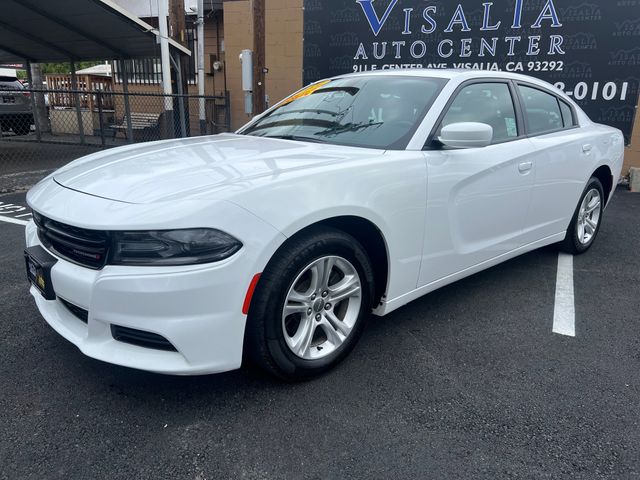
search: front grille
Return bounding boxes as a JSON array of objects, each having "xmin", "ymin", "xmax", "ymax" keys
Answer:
[
  {"xmin": 110, "ymin": 325, "xmax": 177, "ymax": 352},
  {"xmin": 33, "ymin": 211, "xmax": 109, "ymax": 269},
  {"xmin": 59, "ymin": 298, "xmax": 89, "ymax": 323}
]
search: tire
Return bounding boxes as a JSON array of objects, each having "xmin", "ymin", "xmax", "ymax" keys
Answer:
[
  {"xmin": 559, "ymin": 176, "xmax": 605, "ymax": 255},
  {"xmin": 11, "ymin": 122, "xmax": 31, "ymax": 136},
  {"xmin": 244, "ymin": 226, "xmax": 375, "ymax": 381}
]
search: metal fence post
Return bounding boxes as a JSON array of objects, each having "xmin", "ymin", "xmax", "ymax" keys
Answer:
[
  {"xmin": 96, "ymin": 90, "xmax": 106, "ymax": 147},
  {"xmin": 70, "ymin": 60, "xmax": 86, "ymax": 145},
  {"xmin": 120, "ymin": 60, "xmax": 134, "ymax": 144},
  {"xmin": 225, "ymin": 90, "xmax": 231, "ymax": 132}
]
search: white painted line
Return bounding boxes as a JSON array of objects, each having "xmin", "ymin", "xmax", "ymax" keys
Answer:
[
  {"xmin": 15, "ymin": 213, "xmax": 33, "ymax": 218},
  {"xmin": 553, "ymin": 252, "xmax": 575, "ymax": 337},
  {"xmin": 0, "ymin": 215, "xmax": 29, "ymax": 226}
]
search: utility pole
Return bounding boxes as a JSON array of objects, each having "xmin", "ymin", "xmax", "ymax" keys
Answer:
[
  {"xmin": 168, "ymin": 0, "xmax": 186, "ymax": 44},
  {"xmin": 252, "ymin": 0, "xmax": 266, "ymax": 115},
  {"xmin": 168, "ymin": 0, "xmax": 190, "ymax": 136},
  {"xmin": 158, "ymin": 0, "xmax": 174, "ymax": 137}
]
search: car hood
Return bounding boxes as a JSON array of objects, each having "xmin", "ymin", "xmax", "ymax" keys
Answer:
[{"xmin": 53, "ymin": 133, "xmax": 383, "ymax": 204}]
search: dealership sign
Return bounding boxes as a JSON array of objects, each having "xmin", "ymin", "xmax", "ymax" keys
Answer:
[{"xmin": 303, "ymin": 0, "xmax": 640, "ymax": 144}]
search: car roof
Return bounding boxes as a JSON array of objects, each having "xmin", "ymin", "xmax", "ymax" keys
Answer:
[
  {"xmin": 332, "ymin": 68, "xmax": 591, "ymax": 128},
  {"xmin": 335, "ymin": 68, "xmax": 553, "ymax": 85},
  {"xmin": 335, "ymin": 68, "xmax": 571, "ymax": 100}
]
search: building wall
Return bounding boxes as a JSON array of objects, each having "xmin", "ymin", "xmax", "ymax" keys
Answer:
[
  {"xmin": 111, "ymin": 13, "xmax": 224, "ymax": 97},
  {"xmin": 201, "ymin": 12, "xmax": 226, "ymax": 97},
  {"xmin": 623, "ymin": 101, "xmax": 640, "ymax": 176},
  {"xmin": 265, "ymin": 0, "xmax": 304, "ymax": 113},
  {"xmin": 108, "ymin": 13, "xmax": 226, "ymax": 132},
  {"xmin": 223, "ymin": 0, "xmax": 303, "ymax": 130},
  {"xmin": 222, "ymin": 1, "xmax": 252, "ymax": 130}
]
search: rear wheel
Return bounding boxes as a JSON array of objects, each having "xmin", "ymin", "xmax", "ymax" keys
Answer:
[
  {"xmin": 244, "ymin": 227, "xmax": 374, "ymax": 381},
  {"xmin": 560, "ymin": 177, "xmax": 604, "ymax": 254}
]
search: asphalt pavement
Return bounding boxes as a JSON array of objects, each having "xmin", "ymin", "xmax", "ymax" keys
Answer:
[{"xmin": 1, "ymin": 186, "xmax": 639, "ymax": 480}]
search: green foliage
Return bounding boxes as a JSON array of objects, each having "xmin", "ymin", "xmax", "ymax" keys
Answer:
[{"xmin": 39, "ymin": 61, "xmax": 104, "ymax": 74}]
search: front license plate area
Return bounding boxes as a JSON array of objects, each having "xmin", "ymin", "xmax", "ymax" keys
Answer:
[{"xmin": 24, "ymin": 245, "xmax": 57, "ymax": 300}]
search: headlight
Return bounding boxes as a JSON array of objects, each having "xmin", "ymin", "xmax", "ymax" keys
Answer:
[{"xmin": 110, "ymin": 228, "xmax": 242, "ymax": 266}]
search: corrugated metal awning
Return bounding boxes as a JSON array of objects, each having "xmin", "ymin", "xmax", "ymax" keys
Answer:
[{"xmin": 0, "ymin": 0, "xmax": 190, "ymax": 63}]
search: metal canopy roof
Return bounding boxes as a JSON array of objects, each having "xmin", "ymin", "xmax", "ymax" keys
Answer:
[{"xmin": 0, "ymin": 0, "xmax": 191, "ymax": 63}]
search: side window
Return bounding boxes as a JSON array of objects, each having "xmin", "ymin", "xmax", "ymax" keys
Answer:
[
  {"xmin": 439, "ymin": 83, "xmax": 518, "ymax": 144},
  {"xmin": 518, "ymin": 85, "xmax": 563, "ymax": 135},
  {"xmin": 559, "ymin": 100, "xmax": 575, "ymax": 128}
]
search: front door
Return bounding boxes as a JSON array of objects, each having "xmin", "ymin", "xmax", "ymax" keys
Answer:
[{"xmin": 418, "ymin": 81, "xmax": 537, "ymax": 287}]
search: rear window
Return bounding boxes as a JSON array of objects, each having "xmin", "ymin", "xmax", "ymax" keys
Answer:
[
  {"xmin": 559, "ymin": 100, "xmax": 575, "ymax": 128},
  {"xmin": 0, "ymin": 77, "xmax": 22, "ymax": 91}
]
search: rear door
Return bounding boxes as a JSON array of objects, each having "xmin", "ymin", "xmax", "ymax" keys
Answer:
[
  {"xmin": 515, "ymin": 83, "xmax": 591, "ymax": 242},
  {"xmin": 418, "ymin": 80, "xmax": 537, "ymax": 287}
]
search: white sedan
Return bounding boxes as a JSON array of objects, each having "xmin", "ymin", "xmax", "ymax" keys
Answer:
[{"xmin": 25, "ymin": 70, "xmax": 624, "ymax": 380}]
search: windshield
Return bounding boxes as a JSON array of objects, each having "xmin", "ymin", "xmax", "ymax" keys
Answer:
[{"xmin": 240, "ymin": 75, "xmax": 447, "ymax": 150}]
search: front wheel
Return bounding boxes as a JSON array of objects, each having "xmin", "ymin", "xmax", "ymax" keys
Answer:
[
  {"xmin": 244, "ymin": 227, "xmax": 374, "ymax": 381},
  {"xmin": 560, "ymin": 177, "xmax": 604, "ymax": 254}
]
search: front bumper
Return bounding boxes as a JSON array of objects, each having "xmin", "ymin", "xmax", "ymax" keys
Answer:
[
  {"xmin": 27, "ymin": 221, "xmax": 254, "ymax": 374},
  {"xmin": 24, "ymin": 186, "xmax": 286, "ymax": 375}
]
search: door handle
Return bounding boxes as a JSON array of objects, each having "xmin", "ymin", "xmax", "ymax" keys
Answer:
[
  {"xmin": 582, "ymin": 144, "xmax": 593, "ymax": 153},
  {"xmin": 518, "ymin": 161, "xmax": 533, "ymax": 173}
]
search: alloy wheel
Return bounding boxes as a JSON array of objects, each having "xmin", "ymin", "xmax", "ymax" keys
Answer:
[
  {"xmin": 282, "ymin": 255, "xmax": 362, "ymax": 360},
  {"xmin": 577, "ymin": 188, "xmax": 602, "ymax": 245}
]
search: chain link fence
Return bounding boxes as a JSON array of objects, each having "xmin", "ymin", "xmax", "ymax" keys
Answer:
[{"xmin": 0, "ymin": 86, "xmax": 230, "ymax": 192}]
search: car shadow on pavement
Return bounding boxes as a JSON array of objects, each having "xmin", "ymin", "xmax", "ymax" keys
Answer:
[{"xmin": 59, "ymin": 245, "xmax": 560, "ymax": 402}]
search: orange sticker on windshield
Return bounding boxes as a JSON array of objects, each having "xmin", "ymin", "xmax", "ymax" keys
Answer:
[{"xmin": 276, "ymin": 80, "xmax": 331, "ymax": 107}]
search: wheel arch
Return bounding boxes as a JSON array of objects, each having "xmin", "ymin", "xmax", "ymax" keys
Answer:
[
  {"xmin": 591, "ymin": 164, "xmax": 613, "ymax": 204},
  {"xmin": 268, "ymin": 215, "xmax": 390, "ymax": 308},
  {"xmin": 315, "ymin": 216, "xmax": 389, "ymax": 307}
]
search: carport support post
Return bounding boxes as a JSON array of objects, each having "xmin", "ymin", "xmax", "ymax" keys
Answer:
[
  {"xmin": 120, "ymin": 60, "xmax": 134, "ymax": 144},
  {"xmin": 70, "ymin": 61, "xmax": 86, "ymax": 145},
  {"xmin": 26, "ymin": 61, "xmax": 41, "ymax": 141}
]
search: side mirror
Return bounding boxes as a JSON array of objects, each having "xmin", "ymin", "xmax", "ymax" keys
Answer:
[{"xmin": 438, "ymin": 122, "xmax": 493, "ymax": 149}]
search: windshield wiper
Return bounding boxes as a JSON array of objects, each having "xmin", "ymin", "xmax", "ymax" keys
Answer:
[
  {"xmin": 262, "ymin": 134, "xmax": 327, "ymax": 144},
  {"xmin": 315, "ymin": 121, "xmax": 383, "ymax": 137}
]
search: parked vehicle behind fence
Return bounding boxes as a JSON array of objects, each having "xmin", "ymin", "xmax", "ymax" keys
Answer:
[{"xmin": 0, "ymin": 75, "xmax": 33, "ymax": 136}]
